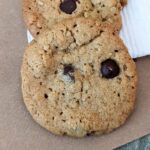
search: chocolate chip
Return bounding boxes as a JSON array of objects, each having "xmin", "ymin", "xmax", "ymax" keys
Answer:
[
  {"xmin": 73, "ymin": 24, "xmax": 77, "ymax": 28},
  {"xmin": 101, "ymin": 59, "xmax": 120, "ymax": 79},
  {"xmin": 64, "ymin": 64, "xmax": 74, "ymax": 75},
  {"xmin": 63, "ymin": 132, "xmax": 67, "ymax": 135},
  {"xmin": 60, "ymin": 112, "xmax": 63, "ymax": 115},
  {"xmin": 49, "ymin": 88, "xmax": 52, "ymax": 91},
  {"xmin": 76, "ymin": 100, "xmax": 79, "ymax": 104},
  {"xmin": 60, "ymin": 0, "xmax": 77, "ymax": 14},
  {"xmin": 44, "ymin": 93, "xmax": 48, "ymax": 99},
  {"xmin": 118, "ymin": 93, "xmax": 120, "ymax": 97},
  {"xmin": 102, "ymin": 4, "xmax": 105, "ymax": 7},
  {"xmin": 102, "ymin": 18, "xmax": 107, "ymax": 22},
  {"xmin": 86, "ymin": 133, "xmax": 90, "ymax": 136},
  {"xmin": 64, "ymin": 64, "xmax": 75, "ymax": 82},
  {"xmin": 86, "ymin": 131, "xmax": 96, "ymax": 136},
  {"xmin": 54, "ymin": 70, "xmax": 58, "ymax": 74}
]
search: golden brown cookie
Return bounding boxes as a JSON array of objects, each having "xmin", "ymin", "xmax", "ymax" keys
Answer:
[
  {"xmin": 21, "ymin": 18, "xmax": 137, "ymax": 137},
  {"xmin": 23, "ymin": 0, "xmax": 127, "ymax": 37}
]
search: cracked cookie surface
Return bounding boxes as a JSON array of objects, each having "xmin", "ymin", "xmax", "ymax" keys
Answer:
[
  {"xmin": 21, "ymin": 18, "xmax": 137, "ymax": 137},
  {"xmin": 23, "ymin": 0, "xmax": 127, "ymax": 37}
]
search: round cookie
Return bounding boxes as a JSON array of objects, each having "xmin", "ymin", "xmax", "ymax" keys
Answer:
[
  {"xmin": 21, "ymin": 18, "xmax": 137, "ymax": 137},
  {"xmin": 23, "ymin": 0, "xmax": 127, "ymax": 37}
]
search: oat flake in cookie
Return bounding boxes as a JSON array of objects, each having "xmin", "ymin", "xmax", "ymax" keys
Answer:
[
  {"xmin": 23, "ymin": 0, "xmax": 127, "ymax": 37},
  {"xmin": 21, "ymin": 18, "xmax": 137, "ymax": 137}
]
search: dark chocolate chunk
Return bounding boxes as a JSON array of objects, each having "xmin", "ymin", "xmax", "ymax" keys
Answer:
[
  {"xmin": 64, "ymin": 64, "xmax": 75, "ymax": 82},
  {"xmin": 64, "ymin": 64, "xmax": 74, "ymax": 75},
  {"xmin": 60, "ymin": 0, "xmax": 77, "ymax": 14},
  {"xmin": 86, "ymin": 131, "xmax": 96, "ymax": 136},
  {"xmin": 101, "ymin": 59, "xmax": 120, "ymax": 79},
  {"xmin": 44, "ymin": 93, "xmax": 48, "ymax": 99}
]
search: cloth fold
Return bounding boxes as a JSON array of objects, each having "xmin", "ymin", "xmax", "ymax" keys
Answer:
[
  {"xmin": 120, "ymin": 0, "xmax": 150, "ymax": 58},
  {"xmin": 27, "ymin": 0, "xmax": 150, "ymax": 58}
]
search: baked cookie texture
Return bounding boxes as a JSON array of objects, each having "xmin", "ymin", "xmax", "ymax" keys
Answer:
[
  {"xmin": 21, "ymin": 18, "xmax": 137, "ymax": 137},
  {"xmin": 23, "ymin": 0, "xmax": 127, "ymax": 37}
]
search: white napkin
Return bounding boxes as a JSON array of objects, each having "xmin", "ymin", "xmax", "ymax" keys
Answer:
[
  {"xmin": 27, "ymin": 0, "xmax": 150, "ymax": 58},
  {"xmin": 120, "ymin": 0, "xmax": 150, "ymax": 58}
]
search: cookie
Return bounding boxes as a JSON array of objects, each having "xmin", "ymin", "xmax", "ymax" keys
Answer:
[
  {"xmin": 23, "ymin": 0, "xmax": 127, "ymax": 37},
  {"xmin": 21, "ymin": 18, "xmax": 137, "ymax": 137}
]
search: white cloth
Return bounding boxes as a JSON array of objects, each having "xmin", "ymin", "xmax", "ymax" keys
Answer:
[{"xmin": 27, "ymin": 0, "xmax": 150, "ymax": 58}]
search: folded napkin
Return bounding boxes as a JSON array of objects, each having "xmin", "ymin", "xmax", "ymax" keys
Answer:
[
  {"xmin": 27, "ymin": 0, "xmax": 150, "ymax": 58},
  {"xmin": 120, "ymin": 0, "xmax": 150, "ymax": 58}
]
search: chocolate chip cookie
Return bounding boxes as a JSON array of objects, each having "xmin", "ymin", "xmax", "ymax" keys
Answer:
[
  {"xmin": 23, "ymin": 0, "xmax": 127, "ymax": 37},
  {"xmin": 21, "ymin": 18, "xmax": 137, "ymax": 137}
]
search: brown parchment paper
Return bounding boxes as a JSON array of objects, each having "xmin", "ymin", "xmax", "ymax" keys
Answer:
[{"xmin": 0, "ymin": 0, "xmax": 150, "ymax": 149}]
